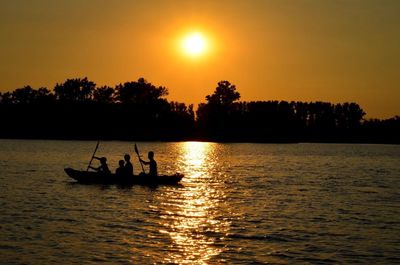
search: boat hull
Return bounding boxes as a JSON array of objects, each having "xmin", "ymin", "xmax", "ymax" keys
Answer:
[{"xmin": 65, "ymin": 168, "xmax": 183, "ymax": 185}]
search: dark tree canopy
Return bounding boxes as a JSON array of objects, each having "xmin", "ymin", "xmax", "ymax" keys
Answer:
[
  {"xmin": 54, "ymin": 77, "xmax": 96, "ymax": 102},
  {"xmin": 2, "ymin": 86, "xmax": 54, "ymax": 104},
  {"xmin": 205, "ymin": 80, "xmax": 240, "ymax": 106},
  {"xmin": 93, "ymin": 86, "xmax": 115, "ymax": 103},
  {"xmin": 0, "ymin": 77, "xmax": 398, "ymax": 143},
  {"xmin": 115, "ymin": 78, "xmax": 168, "ymax": 105},
  {"xmin": 194, "ymin": 81, "xmax": 389, "ymax": 142}
]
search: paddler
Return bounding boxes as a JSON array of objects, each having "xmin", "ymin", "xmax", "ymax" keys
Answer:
[
  {"xmin": 89, "ymin": 156, "xmax": 111, "ymax": 174},
  {"xmin": 139, "ymin": 151, "xmax": 158, "ymax": 177}
]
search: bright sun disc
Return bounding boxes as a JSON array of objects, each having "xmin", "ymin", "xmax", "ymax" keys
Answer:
[{"xmin": 182, "ymin": 32, "xmax": 206, "ymax": 56}]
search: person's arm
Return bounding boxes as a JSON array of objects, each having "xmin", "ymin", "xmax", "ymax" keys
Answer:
[
  {"xmin": 140, "ymin": 158, "xmax": 150, "ymax": 165},
  {"xmin": 93, "ymin": 156, "xmax": 101, "ymax": 160},
  {"xmin": 88, "ymin": 165, "xmax": 99, "ymax": 171}
]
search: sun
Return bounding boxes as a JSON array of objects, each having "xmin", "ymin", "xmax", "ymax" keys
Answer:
[{"xmin": 182, "ymin": 32, "xmax": 207, "ymax": 57}]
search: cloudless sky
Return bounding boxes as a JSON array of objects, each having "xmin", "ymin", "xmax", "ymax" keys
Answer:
[{"xmin": 1, "ymin": 0, "xmax": 399, "ymax": 118}]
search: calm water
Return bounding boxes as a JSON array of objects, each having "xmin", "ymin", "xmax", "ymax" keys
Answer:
[{"xmin": 0, "ymin": 140, "xmax": 399, "ymax": 264}]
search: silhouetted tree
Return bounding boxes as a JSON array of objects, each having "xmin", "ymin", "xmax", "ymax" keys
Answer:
[
  {"xmin": 54, "ymin": 77, "xmax": 96, "ymax": 102},
  {"xmin": 197, "ymin": 81, "xmax": 241, "ymax": 140},
  {"xmin": 334, "ymin": 102, "xmax": 365, "ymax": 129},
  {"xmin": 36, "ymin": 87, "xmax": 55, "ymax": 101},
  {"xmin": 4, "ymin": 86, "xmax": 54, "ymax": 104},
  {"xmin": 93, "ymin": 86, "xmax": 115, "ymax": 103},
  {"xmin": 115, "ymin": 77, "xmax": 168, "ymax": 105},
  {"xmin": 0, "ymin": 77, "xmax": 396, "ymax": 143},
  {"xmin": 0, "ymin": 92, "xmax": 12, "ymax": 104},
  {"xmin": 205, "ymin": 80, "xmax": 240, "ymax": 106},
  {"xmin": 361, "ymin": 116, "xmax": 400, "ymax": 144},
  {"xmin": 11, "ymin": 86, "xmax": 37, "ymax": 104},
  {"xmin": 348, "ymin": 102, "xmax": 365, "ymax": 128}
]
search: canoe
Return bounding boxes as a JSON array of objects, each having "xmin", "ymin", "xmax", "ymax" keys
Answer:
[{"xmin": 65, "ymin": 168, "xmax": 183, "ymax": 185}]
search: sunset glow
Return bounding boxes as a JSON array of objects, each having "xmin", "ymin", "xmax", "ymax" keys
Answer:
[
  {"xmin": 181, "ymin": 32, "xmax": 207, "ymax": 57},
  {"xmin": 0, "ymin": 1, "xmax": 399, "ymax": 264},
  {"xmin": 0, "ymin": 1, "xmax": 399, "ymax": 118}
]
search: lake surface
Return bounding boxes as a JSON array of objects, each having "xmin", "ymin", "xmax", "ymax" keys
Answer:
[{"xmin": 0, "ymin": 140, "xmax": 399, "ymax": 264}]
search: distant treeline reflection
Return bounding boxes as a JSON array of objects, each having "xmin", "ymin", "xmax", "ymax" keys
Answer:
[{"xmin": 0, "ymin": 77, "xmax": 398, "ymax": 143}]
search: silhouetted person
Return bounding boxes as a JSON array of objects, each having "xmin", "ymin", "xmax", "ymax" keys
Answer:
[
  {"xmin": 124, "ymin": 154, "xmax": 133, "ymax": 176},
  {"xmin": 140, "ymin": 151, "xmax": 157, "ymax": 176},
  {"xmin": 89, "ymin": 156, "xmax": 111, "ymax": 174},
  {"xmin": 115, "ymin": 160, "xmax": 125, "ymax": 176}
]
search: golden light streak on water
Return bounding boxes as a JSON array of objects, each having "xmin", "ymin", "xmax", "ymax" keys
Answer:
[{"xmin": 159, "ymin": 142, "xmax": 230, "ymax": 264}]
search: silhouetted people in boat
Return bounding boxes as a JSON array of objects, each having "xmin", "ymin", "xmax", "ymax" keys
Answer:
[
  {"xmin": 124, "ymin": 154, "xmax": 133, "ymax": 176},
  {"xmin": 115, "ymin": 160, "xmax": 125, "ymax": 176},
  {"xmin": 89, "ymin": 156, "xmax": 111, "ymax": 174},
  {"xmin": 140, "ymin": 151, "xmax": 158, "ymax": 176}
]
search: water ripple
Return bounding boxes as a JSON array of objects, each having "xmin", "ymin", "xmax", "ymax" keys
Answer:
[{"xmin": 0, "ymin": 140, "xmax": 399, "ymax": 264}]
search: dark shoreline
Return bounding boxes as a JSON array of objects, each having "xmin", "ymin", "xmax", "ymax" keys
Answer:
[
  {"xmin": 1, "ymin": 136, "xmax": 398, "ymax": 145},
  {"xmin": 1, "ymin": 78, "xmax": 399, "ymax": 145}
]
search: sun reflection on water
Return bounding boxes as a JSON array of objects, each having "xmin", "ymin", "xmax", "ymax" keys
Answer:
[{"xmin": 158, "ymin": 142, "xmax": 230, "ymax": 264}]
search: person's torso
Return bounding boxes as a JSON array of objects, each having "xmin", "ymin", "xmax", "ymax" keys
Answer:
[
  {"xmin": 149, "ymin": 160, "xmax": 157, "ymax": 176},
  {"xmin": 101, "ymin": 164, "xmax": 111, "ymax": 174},
  {"xmin": 116, "ymin": 167, "xmax": 123, "ymax": 175},
  {"xmin": 125, "ymin": 162, "xmax": 133, "ymax": 175}
]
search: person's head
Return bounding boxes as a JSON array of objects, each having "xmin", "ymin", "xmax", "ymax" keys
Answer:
[
  {"xmin": 118, "ymin": 160, "xmax": 124, "ymax": 167},
  {"xmin": 124, "ymin": 154, "xmax": 130, "ymax": 161},
  {"xmin": 148, "ymin": 151, "xmax": 154, "ymax": 160},
  {"xmin": 100, "ymin": 157, "xmax": 107, "ymax": 164}
]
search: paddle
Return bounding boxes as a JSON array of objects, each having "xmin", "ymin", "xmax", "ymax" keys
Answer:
[
  {"xmin": 134, "ymin": 143, "xmax": 145, "ymax": 173},
  {"xmin": 86, "ymin": 140, "xmax": 100, "ymax": 171}
]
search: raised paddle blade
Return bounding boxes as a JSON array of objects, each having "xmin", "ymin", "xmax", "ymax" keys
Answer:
[
  {"xmin": 87, "ymin": 140, "xmax": 100, "ymax": 171},
  {"xmin": 94, "ymin": 140, "xmax": 100, "ymax": 151},
  {"xmin": 134, "ymin": 143, "xmax": 139, "ymax": 155},
  {"xmin": 134, "ymin": 143, "xmax": 145, "ymax": 173}
]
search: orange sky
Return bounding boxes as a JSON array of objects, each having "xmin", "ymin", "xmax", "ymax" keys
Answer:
[{"xmin": 0, "ymin": 0, "xmax": 399, "ymax": 118}]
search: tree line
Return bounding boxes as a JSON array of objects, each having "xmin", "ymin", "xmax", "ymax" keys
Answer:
[{"xmin": 0, "ymin": 77, "xmax": 398, "ymax": 143}]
